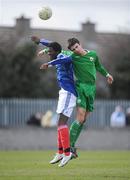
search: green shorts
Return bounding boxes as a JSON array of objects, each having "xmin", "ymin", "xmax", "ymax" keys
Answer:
[{"xmin": 76, "ymin": 81, "xmax": 96, "ymax": 112}]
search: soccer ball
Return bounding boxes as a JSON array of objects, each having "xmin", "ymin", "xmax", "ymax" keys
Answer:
[{"xmin": 38, "ymin": 6, "xmax": 52, "ymax": 20}]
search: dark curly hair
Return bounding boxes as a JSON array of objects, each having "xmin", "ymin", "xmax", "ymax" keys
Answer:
[{"xmin": 48, "ymin": 42, "xmax": 62, "ymax": 53}]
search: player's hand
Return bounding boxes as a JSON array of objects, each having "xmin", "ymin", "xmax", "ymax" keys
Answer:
[
  {"xmin": 107, "ymin": 74, "xmax": 113, "ymax": 84},
  {"xmin": 31, "ymin": 36, "xmax": 40, "ymax": 44},
  {"xmin": 37, "ymin": 50, "xmax": 45, "ymax": 57},
  {"xmin": 40, "ymin": 63, "xmax": 48, "ymax": 70}
]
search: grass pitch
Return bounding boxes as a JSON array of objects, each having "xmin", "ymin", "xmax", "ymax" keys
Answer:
[{"xmin": 0, "ymin": 150, "xmax": 130, "ymax": 180}]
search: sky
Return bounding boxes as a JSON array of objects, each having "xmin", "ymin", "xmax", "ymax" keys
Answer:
[{"xmin": 0, "ymin": 0, "xmax": 130, "ymax": 33}]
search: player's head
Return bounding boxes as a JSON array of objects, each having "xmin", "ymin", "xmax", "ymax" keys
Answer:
[
  {"xmin": 67, "ymin": 38, "xmax": 82, "ymax": 54},
  {"xmin": 48, "ymin": 42, "xmax": 62, "ymax": 59}
]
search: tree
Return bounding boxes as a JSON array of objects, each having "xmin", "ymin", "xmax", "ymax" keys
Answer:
[
  {"xmin": 106, "ymin": 36, "xmax": 130, "ymax": 99},
  {"xmin": 0, "ymin": 41, "xmax": 58, "ymax": 98},
  {"xmin": 0, "ymin": 49, "xmax": 11, "ymax": 96}
]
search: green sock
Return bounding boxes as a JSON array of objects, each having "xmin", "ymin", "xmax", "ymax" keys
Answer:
[{"xmin": 70, "ymin": 120, "xmax": 83, "ymax": 147}]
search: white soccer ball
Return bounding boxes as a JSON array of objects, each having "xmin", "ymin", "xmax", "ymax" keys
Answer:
[{"xmin": 38, "ymin": 6, "xmax": 52, "ymax": 20}]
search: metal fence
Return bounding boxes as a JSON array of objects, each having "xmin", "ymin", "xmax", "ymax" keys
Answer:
[{"xmin": 0, "ymin": 99, "xmax": 130, "ymax": 128}]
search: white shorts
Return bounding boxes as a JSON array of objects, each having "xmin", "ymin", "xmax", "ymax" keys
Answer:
[{"xmin": 56, "ymin": 88, "xmax": 76, "ymax": 117}]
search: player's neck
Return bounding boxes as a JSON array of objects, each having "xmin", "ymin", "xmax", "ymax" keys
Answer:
[{"xmin": 81, "ymin": 49, "xmax": 87, "ymax": 56}]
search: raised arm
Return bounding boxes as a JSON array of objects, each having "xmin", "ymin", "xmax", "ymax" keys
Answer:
[
  {"xmin": 40, "ymin": 55, "xmax": 72, "ymax": 70},
  {"xmin": 48, "ymin": 55, "xmax": 72, "ymax": 66},
  {"xmin": 39, "ymin": 38, "xmax": 52, "ymax": 46},
  {"xmin": 37, "ymin": 48, "xmax": 49, "ymax": 57},
  {"xmin": 31, "ymin": 36, "xmax": 52, "ymax": 46}
]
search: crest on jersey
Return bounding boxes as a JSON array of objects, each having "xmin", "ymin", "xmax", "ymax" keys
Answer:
[{"xmin": 90, "ymin": 57, "xmax": 94, "ymax": 62}]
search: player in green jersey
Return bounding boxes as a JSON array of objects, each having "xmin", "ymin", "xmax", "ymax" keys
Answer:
[{"xmin": 67, "ymin": 38, "xmax": 113, "ymax": 156}]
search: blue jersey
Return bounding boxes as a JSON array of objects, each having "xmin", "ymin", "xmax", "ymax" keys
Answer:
[{"xmin": 39, "ymin": 39, "xmax": 77, "ymax": 97}]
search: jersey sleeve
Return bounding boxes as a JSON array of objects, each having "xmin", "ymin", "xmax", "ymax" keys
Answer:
[
  {"xmin": 61, "ymin": 50, "xmax": 73, "ymax": 56},
  {"xmin": 39, "ymin": 39, "xmax": 52, "ymax": 46},
  {"xmin": 48, "ymin": 55, "xmax": 72, "ymax": 66},
  {"xmin": 95, "ymin": 55, "xmax": 108, "ymax": 77}
]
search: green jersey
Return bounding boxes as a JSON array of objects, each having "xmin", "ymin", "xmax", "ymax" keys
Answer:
[
  {"xmin": 61, "ymin": 50, "xmax": 73, "ymax": 56},
  {"xmin": 44, "ymin": 49, "xmax": 73, "ymax": 56},
  {"xmin": 71, "ymin": 50, "xmax": 108, "ymax": 84}
]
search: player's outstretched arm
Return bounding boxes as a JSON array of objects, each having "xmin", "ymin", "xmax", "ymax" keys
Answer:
[
  {"xmin": 40, "ymin": 63, "xmax": 49, "ymax": 70},
  {"xmin": 39, "ymin": 39, "xmax": 52, "ymax": 46},
  {"xmin": 48, "ymin": 56, "xmax": 72, "ymax": 66},
  {"xmin": 37, "ymin": 50, "xmax": 44, "ymax": 57},
  {"xmin": 31, "ymin": 36, "xmax": 51, "ymax": 46},
  {"xmin": 37, "ymin": 49, "xmax": 48, "ymax": 57},
  {"xmin": 39, "ymin": 55, "xmax": 72, "ymax": 70},
  {"xmin": 31, "ymin": 36, "xmax": 40, "ymax": 44},
  {"xmin": 106, "ymin": 74, "xmax": 113, "ymax": 84}
]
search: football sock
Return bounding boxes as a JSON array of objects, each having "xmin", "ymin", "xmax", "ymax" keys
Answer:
[
  {"xmin": 58, "ymin": 125, "xmax": 70, "ymax": 156},
  {"xmin": 70, "ymin": 120, "xmax": 83, "ymax": 147},
  {"xmin": 57, "ymin": 128, "xmax": 63, "ymax": 154}
]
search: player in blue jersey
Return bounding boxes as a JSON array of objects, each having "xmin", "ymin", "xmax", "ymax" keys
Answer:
[{"xmin": 31, "ymin": 36, "xmax": 77, "ymax": 167}]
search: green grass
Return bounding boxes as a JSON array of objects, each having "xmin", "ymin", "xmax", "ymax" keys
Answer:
[{"xmin": 0, "ymin": 150, "xmax": 130, "ymax": 180}]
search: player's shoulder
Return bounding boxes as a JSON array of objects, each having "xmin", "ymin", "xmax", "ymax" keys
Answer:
[
  {"xmin": 57, "ymin": 53, "xmax": 66, "ymax": 58},
  {"xmin": 57, "ymin": 52, "xmax": 72, "ymax": 59},
  {"xmin": 88, "ymin": 50, "xmax": 97, "ymax": 56},
  {"xmin": 61, "ymin": 50, "xmax": 73, "ymax": 56}
]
